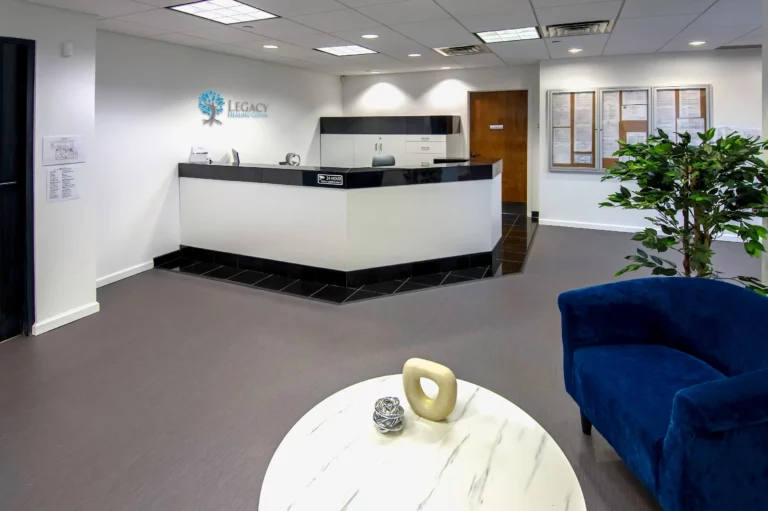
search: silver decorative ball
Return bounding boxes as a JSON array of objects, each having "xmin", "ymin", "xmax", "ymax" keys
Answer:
[{"xmin": 373, "ymin": 397, "xmax": 405, "ymax": 433}]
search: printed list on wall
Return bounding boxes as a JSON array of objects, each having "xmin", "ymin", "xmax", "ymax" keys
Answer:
[
  {"xmin": 47, "ymin": 166, "xmax": 80, "ymax": 203},
  {"xmin": 43, "ymin": 134, "xmax": 85, "ymax": 203}
]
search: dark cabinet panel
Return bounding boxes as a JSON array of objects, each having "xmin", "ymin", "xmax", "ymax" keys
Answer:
[{"xmin": 321, "ymin": 116, "xmax": 461, "ymax": 135}]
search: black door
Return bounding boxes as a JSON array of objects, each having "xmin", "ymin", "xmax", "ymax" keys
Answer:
[{"xmin": 0, "ymin": 38, "xmax": 34, "ymax": 342}]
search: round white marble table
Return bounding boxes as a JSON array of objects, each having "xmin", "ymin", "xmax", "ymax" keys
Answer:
[{"xmin": 260, "ymin": 375, "xmax": 586, "ymax": 511}]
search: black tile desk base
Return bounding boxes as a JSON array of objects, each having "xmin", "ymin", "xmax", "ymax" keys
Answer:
[{"xmin": 154, "ymin": 214, "xmax": 537, "ymax": 305}]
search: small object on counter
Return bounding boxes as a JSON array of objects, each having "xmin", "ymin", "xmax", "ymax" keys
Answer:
[
  {"xmin": 373, "ymin": 396, "xmax": 405, "ymax": 433},
  {"xmin": 280, "ymin": 153, "xmax": 301, "ymax": 166},
  {"xmin": 403, "ymin": 358, "xmax": 457, "ymax": 422}
]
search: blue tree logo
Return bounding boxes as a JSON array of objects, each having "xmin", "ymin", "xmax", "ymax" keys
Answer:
[{"xmin": 199, "ymin": 90, "xmax": 225, "ymax": 126}]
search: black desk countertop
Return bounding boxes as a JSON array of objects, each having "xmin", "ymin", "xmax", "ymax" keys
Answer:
[{"xmin": 178, "ymin": 160, "xmax": 501, "ymax": 189}]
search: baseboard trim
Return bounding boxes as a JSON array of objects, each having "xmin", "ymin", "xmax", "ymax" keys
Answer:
[
  {"xmin": 539, "ymin": 219, "xmax": 741, "ymax": 242},
  {"xmin": 32, "ymin": 301, "xmax": 100, "ymax": 336},
  {"xmin": 96, "ymin": 261, "xmax": 154, "ymax": 288}
]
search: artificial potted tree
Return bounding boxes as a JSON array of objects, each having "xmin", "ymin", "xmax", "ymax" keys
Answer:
[{"xmin": 600, "ymin": 128, "xmax": 768, "ymax": 295}]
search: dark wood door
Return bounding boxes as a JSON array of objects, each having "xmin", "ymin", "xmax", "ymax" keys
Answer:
[
  {"xmin": 0, "ymin": 39, "xmax": 33, "ymax": 341},
  {"xmin": 469, "ymin": 90, "xmax": 528, "ymax": 203}
]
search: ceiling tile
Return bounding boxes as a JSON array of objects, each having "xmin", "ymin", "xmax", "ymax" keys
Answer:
[
  {"xmin": 489, "ymin": 39, "xmax": 550, "ymax": 65},
  {"xmin": 236, "ymin": 18, "xmax": 324, "ymax": 39},
  {"xmin": 290, "ymin": 9, "xmax": 381, "ymax": 32},
  {"xmin": 435, "ymin": 0, "xmax": 533, "ymax": 16},
  {"xmin": 545, "ymin": 33, "xmax": 609, "ymax": 57},
  {"xmin": 356, "ymin": 0, "xmax": 450, "ymax": 25},
  {"xmin": 112, "ymin": 8, "xmax": 218, "ymax": 31},
  {"xmin": 722, "ymin": 26, "xmax": 762, "ymax": 46},
  {"xmin": 181, "ymin": 25, "xmax": 266, "ymax": 44},
  {"xmin": 660, "ymin": 21, "xmax": 759, "ymax": 51},
  {"xmin": 603, "ymin": 14, "xmax": 698, "ymax": 55},
  {"xmin": 694, "ymin": 0, "xmax": 761, "ymax": 26},
  {"xmin": 239, "ymin": 0, "xmax": 348, "ymax": 17},
  {"xmin": 447, "ymin": 52, "xmax": 507, "ymax": 68},
  {"xmin": 620, "ymin": 0, "xmax": 716, "ymax": 19},
  {"xmin": 150, "ymin": 32, "xmax": 212, "ymax": 48},
  {"xmin": 332, "ymin": 26, "xmax": 437, "ymax": 58},
  {"xmin": 389, "ymin": 19, "xmax": 481, "ymax": 48},
  {"xmin": 97, "ymin": 17, "xmax": 170, "ymax": 36},
  {"xmin": 535, "ymin": 1, "xmax": 622, "ymax": 26},
  {"xmin": 454, "ymin": 11, "xmax": 538, "ymax": 33},
  {"xmin": 130, "ymin": 0, "xmax": 183, "ymax": 6},
  {"xmin": 30, "ymin": 0, "xmax": 157, "ymax": 18},
  {"xmin": 336, "ymin": 0, "xmax": 404, "ymax": 6},
  {"xmin": 531, "ymin": 0, "xmax": 611, "ymax": 8}
]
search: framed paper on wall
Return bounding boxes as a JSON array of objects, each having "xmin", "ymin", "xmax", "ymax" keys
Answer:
[
  {"xmin": 599, "ymin": 87, "xmax": 651, "ymax": 170},
  {"xmin": 652, "ymin": 85, "xmax": 712, "ymax": 144},
  {"xmin": 548, "ymin": 89, "xmax": 598, "ymax": 173}
]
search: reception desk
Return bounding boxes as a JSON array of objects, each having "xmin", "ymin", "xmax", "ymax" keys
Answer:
[{"xmin": 178, "ymin": 160, "xmax": 502, "ymax": 287}]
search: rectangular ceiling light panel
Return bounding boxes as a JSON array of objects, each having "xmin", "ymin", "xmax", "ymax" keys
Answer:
[
  {"xmin": 170, "ymin": 0, "xmax": 277, "ymax": 25},
  {"xmin": 476, "ymin": 27, "xmax": 540, "ymax": 43},
  {"xmin": 315, "ymin": 45, "xmax": 378, "ymax": 56}
]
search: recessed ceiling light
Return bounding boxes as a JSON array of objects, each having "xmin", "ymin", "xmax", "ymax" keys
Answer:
[
  {"xmin": 568, "ymin": 48, "xmax": 583, "ymax": 53},
  {"xmin": 689, "ymin": 41, "xmax": 706, "ymax": 46},
  {"xmin": 362, "ymin": 34, "xmax": 379, "ymax": 39},
  {"xmin": 169, "ymin": 0, "xmax": 278, "ymax": 25},
  {"xmin": 368, "ymin": 70, "xmax": 381, "ymax": 74},
  {"xmin": 475, "ymin": 27, "xmax": 540, "ymax": 43},
  {"xmin": 263, "ymin": 44, "xmax": 278, "ymax": 49},
  {"xmin": 316, "ymin": 45, "xmax": 378, "ymax": 56},
  {"xmin": 441, "ymin": 66, "xmax": 451, "ymax": 69},
  {"xmin": 408, "ymin": 53, "xmax": 421, "ymax": 57}
]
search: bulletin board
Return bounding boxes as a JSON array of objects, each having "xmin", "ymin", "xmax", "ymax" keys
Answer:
[
  {"xmin": 548, "ymin": 90, "xmax": 597, "ymax": 171},
  {"xmin": 652, "ymin": 86, "xmax": 712, "ymax": 143},
  {"xmin": 600, "ymin": 88, "xmax": 651, "ymax": 169}
]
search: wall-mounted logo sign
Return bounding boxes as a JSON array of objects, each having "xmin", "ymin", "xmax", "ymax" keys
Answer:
[
  {"xmin": 317, "ymin": 174, "xmax": 343, "ymax": 186},
  {"xmin": 198, "ymin": 90, "xmax": 269, "ymax": 126},
  {"xmin": 199, "ymin": 90, "xmax": 225, "ymax": 126}
]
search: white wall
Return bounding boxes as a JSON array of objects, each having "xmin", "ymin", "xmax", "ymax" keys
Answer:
[
  {"xmin": 0, "ymin": 0, "xmax": 98, "ymax": 335},
  {"xmin": 539, "ymin": 49, "xmax": 762, "ymax": 233},
  {"xmin": 95, "ymin": 31, "xmax": 343, "ymax": 286},
  {"xmin": 341, "ymin": 67, "xmax": 540, "ymax": 212}
]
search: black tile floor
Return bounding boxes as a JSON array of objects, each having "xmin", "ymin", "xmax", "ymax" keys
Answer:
[{"xmin": 156, "ymin": 213, "xmax": 537, "ymax": 305}]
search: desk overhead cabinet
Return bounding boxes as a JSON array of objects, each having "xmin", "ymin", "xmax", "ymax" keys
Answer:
[{"xmin": 320, "ymin": 116, "xmax": 462, "ymax": 167}]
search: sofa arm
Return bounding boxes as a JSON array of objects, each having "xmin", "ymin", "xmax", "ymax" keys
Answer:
[
  {"xmin": 672, "ymin": 369, "xmax": 768, "ymax": 434},
  {"xmin": 558, "ymin": 279, "xmax": 667, "ymax": 352}
]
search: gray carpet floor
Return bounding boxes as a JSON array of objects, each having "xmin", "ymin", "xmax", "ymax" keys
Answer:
[{"xmin": 0, "ymin": 225, "xmax": 761, "ymax": 511}]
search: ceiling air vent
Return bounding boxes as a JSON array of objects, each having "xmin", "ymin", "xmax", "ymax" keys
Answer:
[
  {"xmin": 434, "ymin": 44, "xmax": 492, "ymax": 57},
  {"xmin": 540, "ymin": 20, "xmax": 614, "ymax": 38},
  {"xmin": 717, "ymin": 44, "xmax": 761, "ymax": 50}
]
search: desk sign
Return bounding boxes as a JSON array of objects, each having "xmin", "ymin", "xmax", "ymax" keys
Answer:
[
  {"xmin": 318, "ymin": 174, "xmax": 344, "ymax": 186},
  {"xmin": 490, "ymin": 125, "xmax": 504, "ymax": 130}
]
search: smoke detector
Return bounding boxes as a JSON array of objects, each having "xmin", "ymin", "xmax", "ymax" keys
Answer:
[
  {"xmin": 434, "ymin": 44, "xmax": 492, "ymax": 57},
  {"xmin": 540, "ymin": 20, "xmax": 614, "ymax": 38}
]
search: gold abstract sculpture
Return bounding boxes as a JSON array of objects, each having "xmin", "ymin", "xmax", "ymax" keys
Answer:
[{"xmin": 402, "ymin": 358, "xmax": 457, "ymax": 422}]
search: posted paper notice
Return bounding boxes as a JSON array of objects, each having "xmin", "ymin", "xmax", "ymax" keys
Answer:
[
  {"xmin": 43, "ymin": 135, "xmax": 86, "ymax": 167},
  {"xmin": 553, "ymin": 93, "xmax": 571, "ymax": 127},
  {"xmin": 47, "ymin": 166, "xmax": 80, "ymax": 203},
  {"xmin": 602, "ymin": 92, "xmax": 620, "ymax": 158},
  {"xmin": 553, "ymin": 128, "xmax": 571, "ymax": 164},
  {"xmin": 622, "ymin": 104, "xmax": 647, "ymax": 121},
  {"xmin": 574, "ymin": 154, "xmax": 592, "ymax": 165},
  {"xmin": 655, "ymin": 90, "xmax": 677, "ymax": 139},
  {"xmin": 622, "ymin": 91, "xmax": 647, "ymax": 105},
  {"xmin": 679, "ymin": 89, "xmax": 701, "ymax": 119},
  {"xmin": 574, "ymin": 93, "xmax": 593, "ymax": 152}
]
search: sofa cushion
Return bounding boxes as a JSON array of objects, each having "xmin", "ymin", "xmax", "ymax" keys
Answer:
[{"xmin": 572, "ymin": 344, "xmax": 726, "ymax": 492}]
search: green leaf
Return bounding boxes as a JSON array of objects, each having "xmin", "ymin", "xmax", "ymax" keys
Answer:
[
  {"xmin": 637, "ymin": 248, "xmax": 648, "ymax": 259},
  {"xmin": 620, "ymin": 186, "xmax": 631, "ymax": 198},
  {"xmin": 615, "ymin": 263, "xmax": 642, "ymax": 277}
]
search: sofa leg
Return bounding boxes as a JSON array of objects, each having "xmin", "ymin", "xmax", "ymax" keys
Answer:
[{"xmin": 580, "ymin": 411, "xmax": 592, "ymax": 435}]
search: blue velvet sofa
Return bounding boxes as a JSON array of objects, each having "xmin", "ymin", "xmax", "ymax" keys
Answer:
[{"xmin": 559, "ymin": 277, "xmax": 768, "ymax": 511}]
